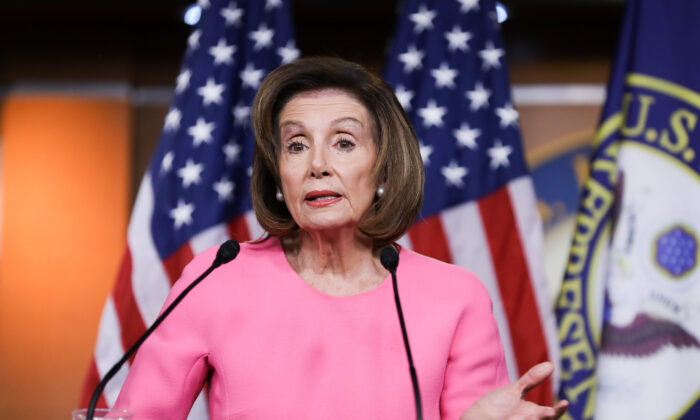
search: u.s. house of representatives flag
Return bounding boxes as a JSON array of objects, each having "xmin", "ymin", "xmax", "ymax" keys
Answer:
[
  {"xmin": 79, "ymin": 0, "xmax": 297, "ymax": 417},
  {"xmin": 383, "ymin": 0, "xmax": 559, "ymax": 406},
  {"xmin": 556, "ymin": 1, "xmax": 700, "ymax": 419}
]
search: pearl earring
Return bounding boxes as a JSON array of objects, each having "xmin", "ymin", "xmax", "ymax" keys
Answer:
[
  {"xmin": 376, "ymin": 186, "xmax": 385, "ymax": 197},
  {"xmin": 276, "ymin": 189, "xmax": 284, "ymax": 202}
]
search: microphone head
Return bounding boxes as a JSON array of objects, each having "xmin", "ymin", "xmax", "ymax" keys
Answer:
[
  {"xmin": 380, "ymin": 246, "xmax": 399, "ymax": 273},
  {"xmin": 214, "ymin": 240, "xmax": 240, "ymax": 266}
]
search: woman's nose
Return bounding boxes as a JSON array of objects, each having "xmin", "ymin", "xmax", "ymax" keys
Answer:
[{"xmin": 309, "ymin": 145, "xmax": 330, "ymax": 178}]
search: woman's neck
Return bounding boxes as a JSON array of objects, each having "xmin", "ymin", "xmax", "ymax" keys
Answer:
[{"xmin": 282, "ymin": 228, "xmax": 387, "ymax": 296}]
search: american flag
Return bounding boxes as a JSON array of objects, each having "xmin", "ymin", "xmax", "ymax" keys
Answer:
[
  {"xmin": 383, "ymin": 0, "xmax": 558, "ymax": 405},
  {"xmin": 79, "ymin": 0, "xmax": 297, "ymax": 417}
]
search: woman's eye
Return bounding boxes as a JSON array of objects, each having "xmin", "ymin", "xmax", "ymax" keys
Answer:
[
  {"xmin": 337, "ymin": 138, "xmax": 355, "ymax": 150},
  {"xmin": 288, "ymin": 141, "xmax": 306, "ymax": 153}
]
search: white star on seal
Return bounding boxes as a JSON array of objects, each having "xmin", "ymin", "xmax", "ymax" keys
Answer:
[
  {"xmin": 418, "ymin": 100, "xmax": 447, "ymax": 127},
  {"xmin": 487, "ymin": 140, "xmax": 513, "ymax": 168},
  {"xmin": 441, "ymin": 161, "xmax": 468, "ymax": 187}
]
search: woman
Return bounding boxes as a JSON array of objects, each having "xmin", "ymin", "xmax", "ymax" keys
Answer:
[{"xmin": 115, "ymin": 57, "xmax": 567, "ymax": 419}]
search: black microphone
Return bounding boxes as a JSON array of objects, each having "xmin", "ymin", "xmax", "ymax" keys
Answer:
[
  {"xmin": 380, "ymin": 246, "xmax": 422, "ymax": 420},
  {"xmin": 86, "ymin": 240, "xmax": 241, "ymax": 420}
]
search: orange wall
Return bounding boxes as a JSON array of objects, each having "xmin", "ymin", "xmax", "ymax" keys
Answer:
[{"xmin": 0, "ymin": 94, "xmax": 130, "ymax": 418}]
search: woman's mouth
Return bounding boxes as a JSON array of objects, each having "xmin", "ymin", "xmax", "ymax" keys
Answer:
[{"xmin": 305, "ymin": 190, "xmax": 342, "ymax": 206}]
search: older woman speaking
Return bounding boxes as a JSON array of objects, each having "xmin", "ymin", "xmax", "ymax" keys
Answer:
[{"xmin": 114, "ymin": 57, "xmax": 567, "ymax": 419}]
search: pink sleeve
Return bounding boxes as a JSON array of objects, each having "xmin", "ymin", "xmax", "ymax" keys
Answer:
[
  {"xmin": 113, "ymin": 248, "xmax": 217, "ymax": 419},
  {"xmin": 439, "ymin": 279, "xmax": 510, "ymax": 420}
]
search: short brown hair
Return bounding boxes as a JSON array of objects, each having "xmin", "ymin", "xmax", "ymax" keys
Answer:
[{"xmin": 250, "ymin": 56, "xmax": 424, "ymax": 249}]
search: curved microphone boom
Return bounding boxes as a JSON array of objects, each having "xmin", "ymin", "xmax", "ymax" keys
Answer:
[
  {"xmin": 380, "ymin": 246, "xmax": 422, "ymax": 420},
  {"xmin": 86, "ymin": 240, "xmax": 241, "ymax": 420}
]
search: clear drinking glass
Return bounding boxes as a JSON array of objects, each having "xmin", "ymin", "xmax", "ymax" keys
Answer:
[{"xmin": 71, "ymin": 408, "xmax": 133, "ymax": 419}]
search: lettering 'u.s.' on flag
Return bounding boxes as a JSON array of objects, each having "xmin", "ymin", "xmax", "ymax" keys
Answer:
[
  {"xmin": 79, "ymin": 0, "xmax": 297, "ymax": 417},
  {"xmin": 383, "ymin": 0, "xmax": 559, "ymax": 406},
  {"xmin": 556, "ymin": 1, "xmax": 700, "ymax": 419}
]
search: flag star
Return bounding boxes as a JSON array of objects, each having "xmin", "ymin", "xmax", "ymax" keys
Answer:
[
  {"xmin": 394, "ymin": 85, "xmax": 414, "ymax": 110},
  {"xmin": 410, "ymin": 5, "xmax": 437, "ymax": 33},
  {"xmin": 247, "ymin": 166, "xmax": 253, "ymax": 177},
  {"xmin": 457, "ymin": 0, "xmax": 480, "ymax": 13},
  {"xmin": 213, "ymin": 177, "xmax": 235, "ymax": 201},
  {"xmin": 197, "ymin": 0, "xmax": 210, "ymax": 9},
  {"xmin": 232, "ymin": 103, "xmax": 250, "ymax": 126},
  {"xmin": 418, "ymin": 100, "xmax": 447, "ymax": 127},
  {"xmin": 209, "ymin": 38, "xmax": 236, "ymax": 65},
  {"xmin": 169, "ymin": 200, "xmax": 195, "ymax": 229},
  {"xmin": 496, "ymin": 103, "xmax": 519, "ymax": 127},
  {"xmin": 277, "ymin": 40, "xmax": 300, "ymax": 64},
  {"xmin": 249, "ymin": 24, "xmax": 275, "ymax": 50},
  {"xmin": 197, "ymin": 78, "xmax": 225, "ymax": 106},
  {"xmin": 445, "ymin": 26, "xmax": 472, "ymax": 52},
  {"xmin": 188, "ymin": 117, "xmax": 216, "ymax": 146},
  {"xmin": 164, "ymin": 108, "xmax": 182, "ymax": 131},
  {"xmin": 161, "ymin": 151, "xmax": 175, "ymax": 173},
  {"xmin": 453, "ymin": 123, "xmax": 481, "ymax": 149},
  {"xmin": 220, "ymin": 2, "xmax": 244, "ymax": 26},
  {"xmin": 266, "ymin": 0, "xmax": 282, "ymax": 9},
  {"xmin": 177, "ymin": 159, "xmax": 204, "ymax": 188},
  {"xmin": 419, "ymin": 141, "xmax": 433, "ymax": 165},
  {"xmin": 176, "ymin": 69, "xmax": 191, "ymax": 93},
  {"xmin": 441, "ymin": 161, "xmax": 468, "ymax": 187},
  {"xmin": 240, "ymin": 63, "xmax": 265, "ymax": 89},
  {"xmin": 431, "ymin": 62, "xmax": 459, "ymax": 89},
  {"xmin": 479, "ymin": 42, "xmax": 504, "ymax": 70},
  {"xmin": 466, "ymin": 82, "xmax": 491, "ymax": 110},
  {"xmin": 187, "ymin": 29, "xmax": 201, "ymax": 51},
  {"xmin": 398, "ymin": 45, "xmax": 425, "ymax": 73},
  {"xmin": 487, "ymin": 140, "xmax": 513, "ymax": 168},
  {"xmin": 223, "ymin": 142, "xmax": 242, "ymax": 164}
]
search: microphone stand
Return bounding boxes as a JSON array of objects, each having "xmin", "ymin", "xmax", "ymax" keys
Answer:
[
  {"xmin": 86, "ymin": 240, "xmax": 240, "ymax": 420},
  {"xmin": 381, "ymin": 247, "xmax": 423, "ymax": 420}
]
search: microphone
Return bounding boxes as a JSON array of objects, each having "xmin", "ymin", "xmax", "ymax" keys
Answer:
[
  {"xmin": 86, "ymin": 240, "xmax": 241, "ymax": 420},
  {"xmin": 380, "ymin": 246, "xmax": 422, "ymax": 420}
]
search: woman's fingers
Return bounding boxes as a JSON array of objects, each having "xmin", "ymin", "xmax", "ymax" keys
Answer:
[{"xmin": 515, "ymin": 362, "xmax": 554, "ymax": 398}]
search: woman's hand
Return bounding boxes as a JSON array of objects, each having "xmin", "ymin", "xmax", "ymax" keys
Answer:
[{"xmin": 460, "ymin": 362, "xmax": 569, "ymax": 420}]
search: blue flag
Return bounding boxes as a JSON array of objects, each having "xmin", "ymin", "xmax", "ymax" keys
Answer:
[{"xmin": 557, "ymin": 1, "xmax": 700, "ymax": 419}]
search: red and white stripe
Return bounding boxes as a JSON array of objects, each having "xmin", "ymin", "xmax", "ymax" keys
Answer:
[{"xmin": 401, "ymin": 176, "xmax": 557, "ymax": 404}]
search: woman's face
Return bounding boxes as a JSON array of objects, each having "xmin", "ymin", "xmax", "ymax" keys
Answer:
[{"xmin": 277, "ymin": 88, "xmax": 377, "ymax": 234}]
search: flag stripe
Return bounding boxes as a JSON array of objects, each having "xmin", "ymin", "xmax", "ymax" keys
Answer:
[
  {"xmin": 408, "ymin": 215, "xmax": 453, "ymax": 263},
  {"xmin": 162, "ymin": 243, "xmax": 196, "ymax": 285},
  {"xmin": 478, "ymin": 186, "xmax": 552, "ymax": 404},
  {"xmin": 507, "ymin": 177, "xmax": 560, "ymax": 391},
  {"xmin": 94, "ymin": 297, "xmax": 130, "ymax": 406},
  {"xmin": 80, "ymin": 359, "xmax": 108, "ymax": 410},
  {"xmin": 111, "ymin": 248, "xmax": 147, "ymax": 363},
  {"xmin": 227, "ymin": 215, "xmax": 252, "ymax": 243},
  {"xmin": 440, "ymin": 200, "xmax": 519, "ymax": 381}
]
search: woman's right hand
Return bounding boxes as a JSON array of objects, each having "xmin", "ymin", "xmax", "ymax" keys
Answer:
[{"xmin": 460, "ymin": 362, "xmax": 568, "ymax": 420}]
